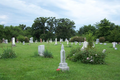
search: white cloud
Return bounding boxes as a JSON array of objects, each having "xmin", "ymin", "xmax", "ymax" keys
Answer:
[
  {"xmin": 0, "ymin": 15, "xmax": 8, "ymax": 20},
  {"xmin": 0, "ymin": 0, "xmax": 120, "ymax": 29}
]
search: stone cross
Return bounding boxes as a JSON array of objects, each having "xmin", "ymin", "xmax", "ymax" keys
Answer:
[
  {"xmin": 38, "ymin": 45, "xmax": 45, "ymax": 56},
  {"xmin": 58, "ymin": 44, "xmax": 69, "ymax": 71}
]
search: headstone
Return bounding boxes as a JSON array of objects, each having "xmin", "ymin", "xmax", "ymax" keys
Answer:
[
  {"xmin": 43, "ymin": 40, "xmax": 45, "ymax": 42},
  {"xmin": 79, "ymin": 42, "xmax": 81, "ymax": 45},
  {"xmin": 35, "ymin": 40, "xmax": 37, "ymax": 43},
  {"xmin": 49, "ymin": 39, "xmax": 52, "ymax": 43},
  {"xmin": 23, "ymin": 41, "xmax": 25, "ymax": 45},
  {"xmin": 12, "ymin": 37, "xmax": 16, "ymax": 46},
  {"xmin": 102, "ymin": 49, "xmax": 106, "ymax": 53},
  {"xmin": 67, "ymin": 40, "xmax": 69, "ymax": 45},
  {"xmin": 104, "ymin": 43, "xmax": 107, "ymax": 45},
  {"xmin": 65, "ymin": 38, "xmax": 68, "ymax": 42},
  {"xmin": 100, "ymin": 43, "xmax": 102, "ymax": 44},
  {"xmin": 29, "ymin": 37, "xmax": 33, "ymax": 43},
  {"xmin": 58, "ymin": 44, "xmax": 69, "ymax": 71},
  {"xmin": 38, "ymin": 45, "xmax": 45, "ymax": 56},
  {"xmin": 5, "ymin": 39, "xmax": 8, "ymax": 44},
  {"xmin": 96, "ymin": 39, "xmax": 99, "ymax": 44},
  {"xmin": 55, "ymin": 38, "xmax": 57, "ymax": 45},
  {"xmin": 75, "ymin": 41, "xmax": 78, "ymax": 45},
  {"xmin": 71, "ymin": 42, "xmax": 73, "ymax": 45},
  {"xmin": 40, "ymin": 38, "xmax": 42, "ymax": 43},
  {"xmin": 81, "ymin": 41, "xmax": 88, "ymax": 50},
  {"xmin": 112, "ymin": 42, "xmax": 117, "ymax": 48}
]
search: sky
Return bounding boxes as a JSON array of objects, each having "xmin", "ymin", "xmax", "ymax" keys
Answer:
[{"xmin": 0, "ymin": 0, "xmax": 120, "ymax": 30}]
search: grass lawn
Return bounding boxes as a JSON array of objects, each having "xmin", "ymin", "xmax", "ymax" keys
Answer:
[{"xmin": 0, "ymin": 42, "xmax": 120, "ymax": 80}]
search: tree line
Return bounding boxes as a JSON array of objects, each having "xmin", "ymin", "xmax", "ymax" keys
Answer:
[{"xmin": 0, "ymin": 17, "xmax": 120, "ymax": 42}]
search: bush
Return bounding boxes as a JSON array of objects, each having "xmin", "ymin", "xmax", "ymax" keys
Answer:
[
  {"xmin": 99, "ymin": 37, "xmax": 105, "ymax": 43},
  {"xmin": 24, "ymin": 37, "xmax": 29, "ymax": 43},
  {"xmin": 70, "ymin": 36, "xmax": 84, "ymax": 42},
  {"xmin": 17, "ymin": 35, "xmax": 25, "ymax": 42},
  {"xmin": 43, "ymin": 50, "xmax": 53, "ymax": 58},
  {"xmin": 67, "ymin": 48, "xmax": 106, "ymax": 64},
  {"xmin": 0, "ymin": 49, "xmax": 16, "ymax": 59},
  {"xmin": 86, "ymin": 32, "xmax": 94, "ymax": 48}
]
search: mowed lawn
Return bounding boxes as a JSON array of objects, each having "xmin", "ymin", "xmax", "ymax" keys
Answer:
[{"xmin": 0, "ymin": 42, "xmax": 120, "ymax": 80}]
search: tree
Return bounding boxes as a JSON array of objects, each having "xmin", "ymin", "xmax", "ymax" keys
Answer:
[
  {"xmin": 55, "ymin": 18, "xmax": 76, "ymax": 40},
  {"xmin": 0, "ymin": 25, "xmax": 5, "ymax": 39},
  {"xmin": 78, "ymin": 24, "xmax": 96, "ymax": 36}
]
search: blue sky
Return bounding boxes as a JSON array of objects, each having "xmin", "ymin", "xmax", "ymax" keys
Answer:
[{"xmin": 0, "ymin": 0, "xmax": 120, "ymax": 30}]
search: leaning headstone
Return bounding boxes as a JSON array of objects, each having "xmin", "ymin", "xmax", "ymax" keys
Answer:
[
  {"xmin": 102, "ymin": 49, "xmax": 106, "ymax": 53},
  {"xmin": 38, "ymin": 45, "xmax": 45, "ymax": 56},
  {"xmin": 12, "ymin": 37, "xmax": 16, "ymax": 46},
  {"xmin": 58, "ymin": 44, "xmax": 69, "ymax": 71}
]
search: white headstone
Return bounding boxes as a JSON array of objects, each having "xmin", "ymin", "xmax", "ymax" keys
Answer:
[
  {"xmin": 96, "ymin": 39, "xmax": 99, "ymax": 44},
  {"xmin": 38, "ymin": 45, "xmax": 45, "ymax": 56},
  {"xmin": 12, "ymin": 37, "xmax": 15, "ymax": 46},
  {"xmin": 71, "ymin": 42, "xmax": 73, "ymax": 45},
  {"xmin": 23, "ymin": 41, "xmax": 25, "ymax": 45},
  {"xmin": 55, "ymin": 38, "xmax": 57, "ymax": 45},
  {"xmin": 102, "ymin": 49, "xmax": 106, "ymax": 53},
  {"xmin": 81, "ymin": 41, "xmax": 88, "ymax": 50},
  {"xmin": 58, "ymin": 44, "xmax": 69, "ymax": 71},
  {"xmin": 112, "ymin": 42, "xmax": 117, "ymax": 48},
  {"xmin": 29, "ymin": 37, "xmax": 33, "ymax": 43},
  {"xmin": 5, "ymin": 39, "xmax": 8, "ymax": 44},
  {"xmin": 104, "ymin": 43, "xmax": 107, "ymax": 45},
  {"xmin": 67, "ymin": 40, "xmax": 69, "ymax": 45}
]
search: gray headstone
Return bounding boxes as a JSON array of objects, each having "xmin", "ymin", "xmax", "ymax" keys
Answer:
[
  {"xmin": 38, "ymin": 45, "xmax": 45, "ymax": 56},
  {"xmin": 58, "ymin": 44, "xmax": 69, "ymax": 71}
]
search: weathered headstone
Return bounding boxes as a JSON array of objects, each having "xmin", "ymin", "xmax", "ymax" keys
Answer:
[
  {"xmin": 58, "ymin": 44, "xmax": 69, "ymax": 71},
  {"xmin": 104, "ymin": 43, "xmax": 107, "ymax": 45},
  {"xmin": 35, "ymin": 40, "xmax": 37, "ymax": 43},
  {"xmin": 12, "ymin": 37, "xmax": 16, "ymax": 46},
  {"xmin": 102, "ymin": 49, "xmax": 106, "ymax": 53},
  {"xmin": 38, "ymin": 45, "xmax": 45, "ymax": 56}
]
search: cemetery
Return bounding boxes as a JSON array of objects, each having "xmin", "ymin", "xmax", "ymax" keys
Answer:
[{"xmin": 0, "ymin": 39, "xmax": 120, "ymax": 80}]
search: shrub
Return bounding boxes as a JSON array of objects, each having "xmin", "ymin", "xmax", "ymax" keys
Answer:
[
  {"xmin": 67, "ymin": 48, "xmax": 106, "ymax": 64},
  {"xmin": 32, "ymin": 52, "xmax": 39, "ymax": 57},
  {"xmin": 99, "ymin": 37, "xmax": 105, "ymax": 43},
  {"xmin": 86, "ymin": 32, "xmax": 94, "ymax": 48},
  {"xmin": 17, "ymin": 35, "xmax": 25, "ymax": 42},
  {"xmin": 24, "ymin": 37, "xmax": 29, "ymax": 43},
  {"xmin": 0, "ymin": 49, "xmax": 16, "ymax": 59},
  {"xmin": 43, "ymin": 50, "xmax": 53, "ymax": 58},
  {"xmin": 70, "ymin": 36, "xmax": 84, "ymax": 42}
]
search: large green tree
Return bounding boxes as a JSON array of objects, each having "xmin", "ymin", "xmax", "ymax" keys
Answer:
[{"xmin": 55, "ymin": 18, "xmax": 76, "ymax": 40}]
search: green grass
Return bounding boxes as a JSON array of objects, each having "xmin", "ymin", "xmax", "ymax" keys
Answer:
[{"xmin": 0, "ymin": 42, "xmax": 120, "ymax": 80}]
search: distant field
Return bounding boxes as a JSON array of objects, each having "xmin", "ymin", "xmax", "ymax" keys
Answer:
[{"xmin": 0, "ymin": 42, "xmax": 120, "ymax": 80}]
